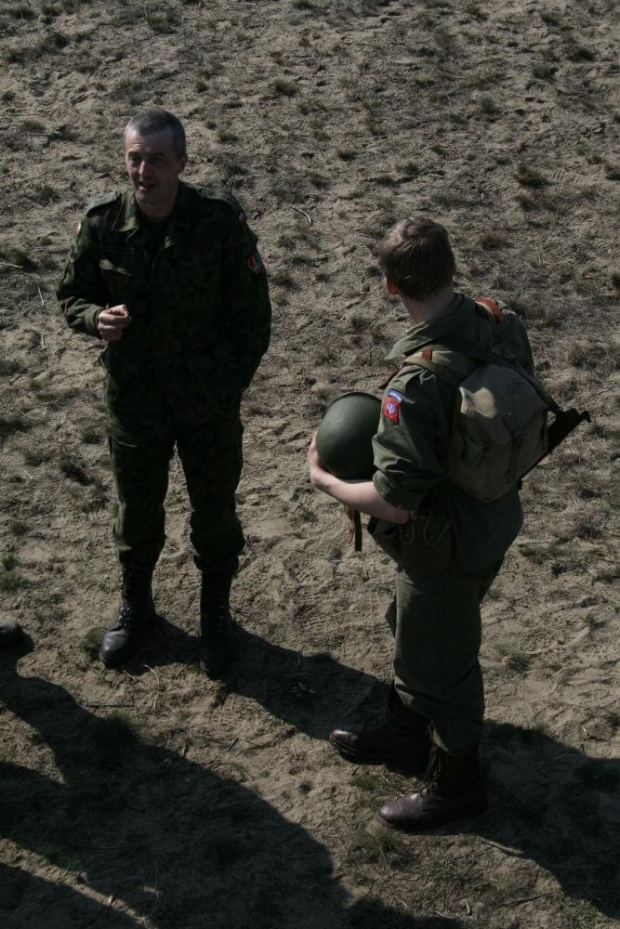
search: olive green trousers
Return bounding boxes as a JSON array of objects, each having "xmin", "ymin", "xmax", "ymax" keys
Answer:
[
  {"xmin": 109, "ymin": 416, "xmax": 245, "ymax": 576},
  {"xmin": 387, "ymin": 560, "xmax": 503, "ymax": 755}
]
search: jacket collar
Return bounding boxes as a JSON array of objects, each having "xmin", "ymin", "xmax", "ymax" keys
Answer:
[
  {"xmin": 111, "ymin": 182, "xmax": 192, "ymax": 238},
  {"xmin": 386, "ymin": 293, "xmax": 490, "ymax": 364}
]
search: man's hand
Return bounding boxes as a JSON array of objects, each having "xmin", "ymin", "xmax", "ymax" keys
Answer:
[{"xmin": 97, "ymin": 305, "xmax": 131, "ymax": 342}]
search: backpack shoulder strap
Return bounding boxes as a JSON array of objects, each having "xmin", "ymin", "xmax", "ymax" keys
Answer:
[{"xmin": 400, "ymin": 346, "xmax": 475, "ymax": 388}]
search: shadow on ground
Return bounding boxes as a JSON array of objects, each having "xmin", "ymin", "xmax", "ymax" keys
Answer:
[
  {"xmin": 0, "ymin": 636, "xmax": 460, "ymax": 929},
  {"xmin": 125, "ymin": 617, "xmax": 386, "ymax": 740}
]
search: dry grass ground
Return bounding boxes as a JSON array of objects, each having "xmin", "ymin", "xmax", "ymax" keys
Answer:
[{"xmin": 0, "ymin": 1, "xmax": 618, "ymax": 927}]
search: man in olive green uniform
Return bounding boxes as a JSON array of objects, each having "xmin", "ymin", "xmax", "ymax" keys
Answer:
[
  {"xmin": 57, "ymin": 109, "xmax": 271, "ymax": 675},
  {"xmin": 308, "ymin": 218, "xmax": 534, "ymax": 829}
]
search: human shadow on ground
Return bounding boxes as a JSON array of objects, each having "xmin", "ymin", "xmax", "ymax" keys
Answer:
[
  {"xmin": 121, "ymin": 617, "xmax": 387, "ymax": 741},
  {"xmin": 474, "ymin": 719, "xmax": 620, "ymax": 920},
  {"xmin": 0, "ymin": 637, "xmax": 461, "ymax": 929}
]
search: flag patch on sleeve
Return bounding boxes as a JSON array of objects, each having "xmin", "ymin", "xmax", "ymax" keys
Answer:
[
  {"xmin": 247, "ymin": 252, "xmax": 263, "ymax": 274},
  {"xmin": 383, "ymin": 389, "xmax": 403, "ymax": 423}
]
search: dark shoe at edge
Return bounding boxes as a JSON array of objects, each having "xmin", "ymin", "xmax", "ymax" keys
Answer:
[
  {"xmin": 329, "ymin": 722, "xmax": 431, "ymax": 776},
  {"xmin": 199, "ymin": 572, "xmax": 238, "ymax": 679},
  {"xmin": 199, "ymin": 618, "xmax": 238, "ymax": 679}
]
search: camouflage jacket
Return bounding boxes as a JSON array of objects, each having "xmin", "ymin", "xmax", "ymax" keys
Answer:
[
  {"xmin": 57, "ymin": 182, "xmax": 271, "ymax": 393},
  {"xmin": 372, "ymin": 294, "xmax": 534, "ymax": 570}
]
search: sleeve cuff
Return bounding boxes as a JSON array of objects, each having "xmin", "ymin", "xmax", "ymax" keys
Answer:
[
  {"xmin": 84, "ymin": 307, "xmax": 103, "ymax": 338},
  {"xmin": 373, "ymin": 471, "xmax": 427, "ymax": 517}
]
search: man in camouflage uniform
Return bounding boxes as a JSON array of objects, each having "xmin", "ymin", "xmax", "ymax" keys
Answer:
[
  {"xmin": 308, "ymin": 218, "xmax": 535, "ymax": 830},
  {"xmin": 57, "ymin": 109, "xmax": 271, "ymax": 675}
]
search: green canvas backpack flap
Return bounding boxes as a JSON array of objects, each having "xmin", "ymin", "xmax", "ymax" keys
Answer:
[{"xmin": 402, "ymin": 298, "xmax": 559, "ymax": 502}]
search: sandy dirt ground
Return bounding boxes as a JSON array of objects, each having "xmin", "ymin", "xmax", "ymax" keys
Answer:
[{"xmin": 0, "ymin": 1, "xmax": 618, "ymax": 927}]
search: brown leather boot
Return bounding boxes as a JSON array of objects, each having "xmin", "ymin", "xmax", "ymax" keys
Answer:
[
  {"xmin": 329, "ymin": 702, "xmax": 431, "ymax": 776},
  {"xmin": 378, "ymin": 744, "xmax": 488, "ymax": 831}
]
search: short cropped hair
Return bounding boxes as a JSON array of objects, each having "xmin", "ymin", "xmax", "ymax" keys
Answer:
[
  {"xmin": 378, "ymin": 218, "xmax": 456, "ymax": 300},
  {"xmin": 124, "ymin": 108, "xmax": 187, "ymax": 158}
]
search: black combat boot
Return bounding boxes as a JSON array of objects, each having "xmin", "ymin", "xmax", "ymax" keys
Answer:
[
  {"xmin": 199, "ymin": 572, "xmax": 238, "ymax": 678},
  {"xmin": 378, "ymin": 744, "xmax": 488, "ymax": 831},
  {"xmin": 100, "ymin": 567, "xmax": 155, "ymax": 669},
  {"xmin": 329, "ymin": 687, "xmax": 432, "ymax": 776},
  {"xmin": 0, "ymin": 620, "xmax": 25, "ymax": 649}
]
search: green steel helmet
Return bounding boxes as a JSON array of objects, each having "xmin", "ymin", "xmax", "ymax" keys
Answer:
[{"xmin": 316, "ymin": 391, "xmax": 381, "ymax": 480}]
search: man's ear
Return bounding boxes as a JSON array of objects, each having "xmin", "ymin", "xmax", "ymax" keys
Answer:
[
  {"xmin": 385, "ymin": 275, "xmax": 400, "ymax": 296},
  {"xmin": 178, "ymin": 154, "xmax": 187, "ymax": 176}
]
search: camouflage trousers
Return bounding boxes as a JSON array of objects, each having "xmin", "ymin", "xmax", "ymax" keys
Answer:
[
  {"xmin": 386, "ymin": 559, "xmax": 504, "ymax": 754},
  {"xmin": 108, "ymin": 414, "xmax": 245, "ymax": 576}
]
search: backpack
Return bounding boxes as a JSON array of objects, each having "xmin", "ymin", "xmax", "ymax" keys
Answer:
[{"xmin": 399, "ymin": 298, "xmax": 560, "ymax": 502}]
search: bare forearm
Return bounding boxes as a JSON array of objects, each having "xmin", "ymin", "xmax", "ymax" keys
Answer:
[{"xmin": 312, "ymin": 472, "xmax": 410, "ymax": 524}]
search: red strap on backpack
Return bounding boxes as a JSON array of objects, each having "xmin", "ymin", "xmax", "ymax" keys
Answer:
[{"xmin": 476, "ymin": 297, "xmax": 504, "ymax": 322}]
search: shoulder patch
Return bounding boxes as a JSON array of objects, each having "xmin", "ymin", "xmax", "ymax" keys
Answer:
[
  {"xmin": 85, "ymin": 190, "xmax": 121, "ymax": 216},
  {"xmin": 382, "ymin": 389, "xmax": 403, "ymax": 423}
]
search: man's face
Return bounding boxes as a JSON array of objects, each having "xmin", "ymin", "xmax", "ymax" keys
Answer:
[{"xmin": 124, "ymin": 127, "xmax": 186, "ymax": 218}]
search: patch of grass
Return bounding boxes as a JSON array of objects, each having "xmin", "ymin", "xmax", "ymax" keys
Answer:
[
  {"xmin": 9, "ymin": 520, "xmax": 28, "ymax": 537},
  {"xmin": 146, "ymin": 10, "xmax": 180, "ymax": 33},
  {"xmin": 273, "ymin": 78, "xmax": 297, "ymax": 97},
  {"xmin": 337, "ymin": 148, "xmax": 356, "ymax": 161},
  {"xmin": 33, "ymin": 605, "xmax": 65, "ymax": 625},
  {"xmin": 59, "ymin": 454, "xmax": 92, "ymax": 485},
  {"xmin": 2, "ymin": 553, "xmax": 18, "ymax": 571},
  {"xmin": 604, "ymin": 162, "xmax": 620, "ymax": 181},
  {"xmin": 4, "ymin": 3, "xmax": 36, "ymax": 18},
  {"xmin": 479, "ymin": 230, "xmax": 508, "ymax": 250},
  {"xmin": 0, "ymin": 571, "xmax": 28, "ymax": 593},
  {"xmin": 109, "ymin": 77, "xmax": 146, "ymax": 104},
  {"xmin": 80, "ymin": 427, "xmax": 103, "ymax": 445},
  {"xmin": 566, "ymin": 43, "xmax": 596, "ymax": 62},
  {"xmin": 347, "ymin": 823, "xmax": 405, "ymax": 865},
  {"xmin": 308, "ymin": 171, "xmax": 329, "ymax": 189},
  {"xmin": 216, "ymin": 128, "xmax": 238, "ymax": 144},
  {"xmin": 515, "ymin": 162, "xmax": 550, "ymax": 188},
  {"xmin": 0, "ymin": 245, "xmax": 37, "ymax": 270},
  {"xmin": 533, "ymin": 62, "xmax": 557, "ymax": 80},
  {"xmin": 38, "ymin": 184, "xmax": 60, "ymax": 205},
  {"xmin": 353, "ymin": 772, "xmax": 381, "ymax": 792},
  {"xmin": 0, "ymin": 414, "xmax": 30, "ymax": 440},
  {"xmin": 496, "ymin": 640, "xmax": 531, "ymax": 673},
  {"xmin": 270, "ymin": 269, "xmax": 296, "ymax": 289},
  {"xmin": 21, "ymin": 120, "xmax": 46, "ymax": 134},
  {"xmin": 0, "ymin": 357, "xmax": 25, "ymax": 376},
  {"xmin": 348, "ymin": 312, "xmax": 371, "ymax": 332},
  {"xmin": 80, "ymin": 478, "xmax": 108, "ymax": 512},
  {"xmin": 400, "ymin": 160, "xmax": 419, "ymax": 176},
  {"xmin": 43, "ymin": 847, "xmax": 83, "ymax": 872},
  {"xmin": 463, "ymin": 1, "xmax": 488, "ymax": 18},
  {"xmin": 479, "ymin": 95, "xmax": 500, "ymax": 116}
]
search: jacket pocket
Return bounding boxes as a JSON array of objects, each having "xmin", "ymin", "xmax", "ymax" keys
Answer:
[{"xmin": 368, "ymin": 496, "xmax": 452, "ymax": 575}]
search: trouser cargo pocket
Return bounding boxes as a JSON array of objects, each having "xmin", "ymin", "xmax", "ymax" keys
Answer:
[{"xmin": 368, "ymin": 497, "xmax": 452, "ymax": 575}]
